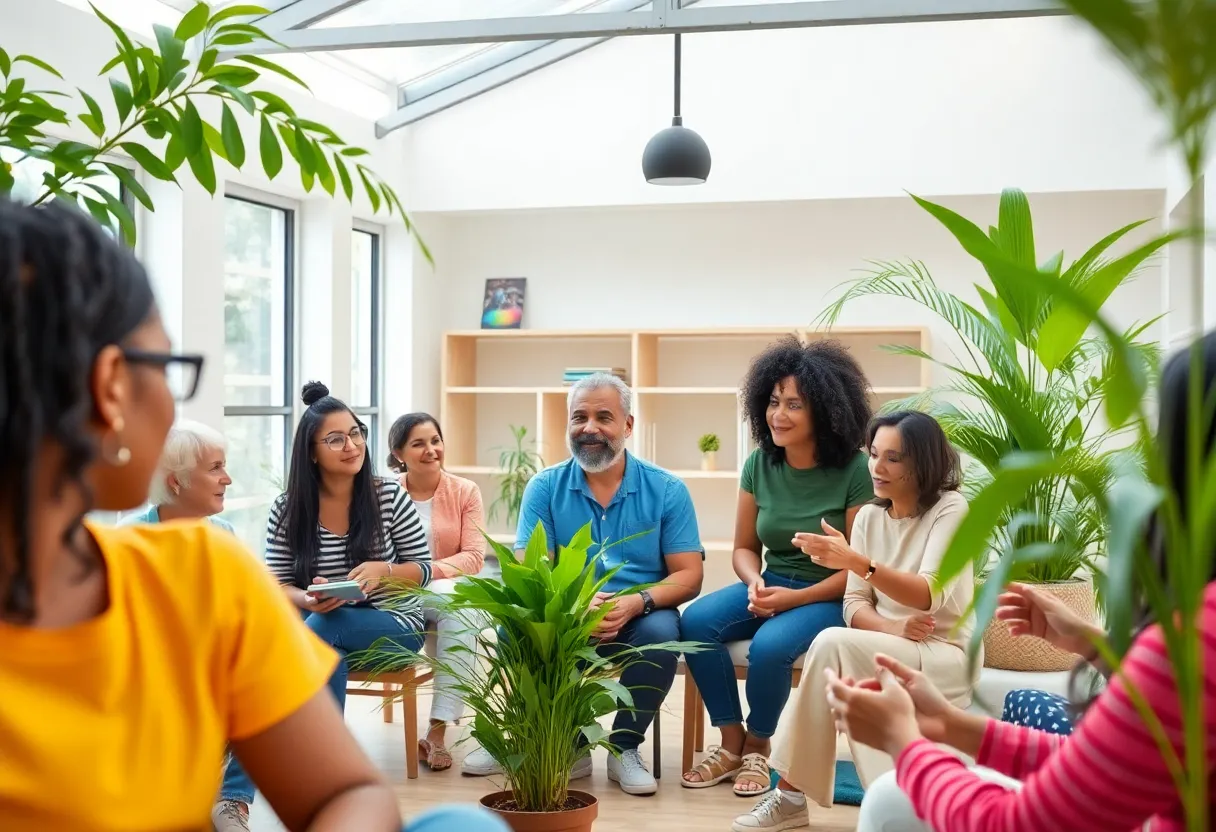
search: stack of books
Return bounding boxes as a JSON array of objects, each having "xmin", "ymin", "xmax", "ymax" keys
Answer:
[{"xmin": 562, "ymin": 367, "xmax": 629, "ymax": 386}]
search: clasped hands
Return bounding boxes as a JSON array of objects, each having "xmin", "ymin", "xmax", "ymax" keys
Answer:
[{"xmin": 590, "ymin": 591, "xmax": 644, "ymax": 641}]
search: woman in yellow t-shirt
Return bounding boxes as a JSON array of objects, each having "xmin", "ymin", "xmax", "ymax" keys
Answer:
[{"xmin": 0, "ymin": 199, "xmax": 507, "ymax": 832}]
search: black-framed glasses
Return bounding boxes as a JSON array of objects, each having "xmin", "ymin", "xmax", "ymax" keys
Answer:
[
  {"xmin": 122, "ymin": 350, "xmax": 205, "ymax": 402},
  {"xmin": 317, "ymin": 425, "xmax": 368, "ymax": 452}
]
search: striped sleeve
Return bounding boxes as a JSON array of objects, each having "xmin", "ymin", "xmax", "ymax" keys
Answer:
[
  {"xmin": 264, "ymin": 494, "xmax": 293, "ymax": 584},
  {"xmin": 896, "ymin": 588, "xmax": 1216, "ymax": 831},
  {"xmin": 386, "ymin": 483, "xmax": 431, "ymax": 587}
]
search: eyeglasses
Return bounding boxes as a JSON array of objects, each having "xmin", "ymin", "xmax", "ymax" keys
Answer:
[
  {"xmin": 122, "ymin": 350, "xmax": 205, "ymax": 402},
  {"xmin": 317, "ymin": 425, "xmax": 368, "ymax": 452}
]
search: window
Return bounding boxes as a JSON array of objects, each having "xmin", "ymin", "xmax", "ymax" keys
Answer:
[
  {"xmin": 222, "ymin": 195, "xmax": 294, "ymax": 552},
  {"xmin": 2, "ymin": 148, "xmax": 134, "ymax": 243},
  {"xmin": 351, "ymin": 227, "xmax": 382, "ymax": 462}
]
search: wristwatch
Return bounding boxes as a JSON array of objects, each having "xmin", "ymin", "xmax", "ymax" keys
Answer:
[
  {"xmin": 639, "ymin": 589, "xmax": 655, "ymax": 615},
  {"xmin": 862, "ymin": 560, "xmax": 878, "ymax": 582}
]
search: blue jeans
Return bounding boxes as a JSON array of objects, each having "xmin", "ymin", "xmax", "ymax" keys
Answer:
[
  {"xmin": 595, "ymin": 608, "xmax": 682, "ymax": 751},
  {"xmin": 219, "ymin": 606, "xmax": 424, "ymax": 803},
  {"xmin": 680, "ymin": 572, "xmax": 845, "ymax": 739},
  {"xmin": 406, "ymin": 805, "xmax": 509, "ymax": 832}
]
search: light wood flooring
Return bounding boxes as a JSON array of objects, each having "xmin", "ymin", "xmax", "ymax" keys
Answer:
[{"xmin": 249, "ymin": 675, "xmax": 859, "ymax": 831}]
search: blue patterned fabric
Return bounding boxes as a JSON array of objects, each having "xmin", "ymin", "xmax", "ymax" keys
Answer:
[{"xmin": 1001, "ymin": 688, "xmax": 1075, "ymax": 736}]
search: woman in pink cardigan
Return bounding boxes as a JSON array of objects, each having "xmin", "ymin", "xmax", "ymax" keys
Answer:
[{"xmin": 388, "ymin": 413, "xmax": 486, "ymax": 773}]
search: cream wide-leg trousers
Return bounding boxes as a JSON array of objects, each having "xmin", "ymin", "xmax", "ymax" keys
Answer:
[{"xmin": 767, "ymin": 627, "xmax": 973, "ymax": 808}]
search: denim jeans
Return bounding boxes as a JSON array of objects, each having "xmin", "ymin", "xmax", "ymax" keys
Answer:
[
  {"xmin": 680, "ymin": 571, "xmax": 845, "ymax": 739},
  {"xmin": 219, "ymin": 605, "xmax": 424, "ymax": 803},
  {"xmin": 595, "ymin": 608, "xmax": 681, "ymax": 751},
  {"xmin": 406, "ymin": 805, "xmax": 510, "ymax": 832}
]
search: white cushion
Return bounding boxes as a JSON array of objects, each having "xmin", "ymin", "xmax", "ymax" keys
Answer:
[
  {"xmin": 726, "ymin": 639, "xmax": 807, "ymax": 670},
  {"xmin": 968, "ymin": 667, "xmax": 1073, "ymax": 716}
]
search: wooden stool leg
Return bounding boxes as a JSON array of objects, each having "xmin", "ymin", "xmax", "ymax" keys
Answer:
[
  {"xmin": 404, "ymin": 683, "xmax": 420, "ymax": 780},
  {"xmin": 682, "ymin": 676, "xmax": 698, "ymax": 773},
  {"xmin": 382, "ymin": 681, "xmax": 394, "ymax": 723},
  {"xmin": 652, "ymin": 709, "xmax": 662, "ymax": 779},
  {"xmin": 694, "ymin": 686, "xmax": 706, "ymax": 752}
]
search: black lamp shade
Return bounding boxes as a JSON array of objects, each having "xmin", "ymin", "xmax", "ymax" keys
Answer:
[{"xmin": 642, "ymin": 122, "xmax": 711, "ymax": 186}]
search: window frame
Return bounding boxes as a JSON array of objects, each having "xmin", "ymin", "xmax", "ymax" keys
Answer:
[
  {"xmin": 350, "ymin": 222, "xmax": 384, "ymax": 463},
  {"xmin": 221, "ymin": 190, "xmax": 297, "ymax": 477}
]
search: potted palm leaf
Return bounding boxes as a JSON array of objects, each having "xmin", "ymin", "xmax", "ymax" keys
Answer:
[
  {"xmin": 355, "ymin": 522, "xmax": 698, "ymax": 832},
  {"xmin": 928, "ymin": 4, "xmax": 1216, "ymax": 828},
  {"xmin": 816, "ymin": 187, "xmax": 1171, "ymax": 671}
]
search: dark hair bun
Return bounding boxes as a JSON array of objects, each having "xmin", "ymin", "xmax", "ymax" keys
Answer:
[{"xmin": 301, "ymin": 381, "xmax": 330, "ymax": 407}]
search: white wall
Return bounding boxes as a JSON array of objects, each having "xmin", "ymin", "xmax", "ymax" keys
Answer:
[
  {"xmin": 1, "ymin": 0, "xmax": 421, "ymax": 432},
  {"xmin": 402, "ymin": 16, "xmax": 1169, "ymax": 212},
  {"xmin": 408, "ymin": 190, "xmax": 1169, "ymax": 414}
]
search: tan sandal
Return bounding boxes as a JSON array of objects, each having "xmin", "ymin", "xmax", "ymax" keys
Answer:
[
  {"xmin": 680, "ymin": 746, "xmax": 743, "ymax": 789},
  {"xmin": 419, "ymin": 739, "xmax": 453, "ymax": 772},
  {"xmin": 732, "ymin": 753, "xmax": 773, "ymax": 796}
]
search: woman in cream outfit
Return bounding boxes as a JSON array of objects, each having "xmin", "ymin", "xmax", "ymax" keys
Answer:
[{"xmin": 732, "ymin": 411, "xmax": 977, "ymax": 832}]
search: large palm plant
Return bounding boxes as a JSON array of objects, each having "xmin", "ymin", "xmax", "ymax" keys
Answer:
[{"xmin": 816, "ymin": 188, "xmax": 1172, "ymax": 588}]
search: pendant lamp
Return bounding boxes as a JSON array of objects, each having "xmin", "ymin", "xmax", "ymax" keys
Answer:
[{"xmin": 642, "ymin": 33, "xmax": 711, "ymax": 185}]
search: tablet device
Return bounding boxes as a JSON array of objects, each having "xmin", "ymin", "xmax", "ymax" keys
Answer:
[{"xmin": 305, "ymin": 580, "xmax": 367, "ymax": 602}]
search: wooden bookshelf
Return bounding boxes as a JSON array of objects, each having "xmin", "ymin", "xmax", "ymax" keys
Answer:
[{"xmin": 441, "ymin": 326, "xmax": 930, "ymax": 596}]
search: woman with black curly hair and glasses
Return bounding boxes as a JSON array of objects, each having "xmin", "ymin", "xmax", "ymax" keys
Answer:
[
  {"xmin": 681, "ymin": 335, "xmax": 874, "ymax": 798},
  {"xmin": 0, "ymin": 199, "xmax": 507, "ymax": 832}
]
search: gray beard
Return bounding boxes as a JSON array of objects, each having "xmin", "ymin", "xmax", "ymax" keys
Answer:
[{"xmin": 568, "ymin": 436, "xmax": 623, "ymax": 473}]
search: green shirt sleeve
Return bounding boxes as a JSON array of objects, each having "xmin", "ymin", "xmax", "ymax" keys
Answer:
[
  {"xmin": 845, "ymin": 451, "xmax": 875, "ymax": 507},
  {"xmin": 740, "ymin": 448, "xmax": 758, "ymax": 494}
]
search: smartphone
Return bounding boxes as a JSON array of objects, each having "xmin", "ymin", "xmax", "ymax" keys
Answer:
[{"xmin": 305, "ymin": 580, "xmax": 367, "ymax": 602}]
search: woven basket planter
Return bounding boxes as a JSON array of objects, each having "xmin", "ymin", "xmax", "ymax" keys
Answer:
[{"xmin": 982, "ymin": 580, "xmax": 1096, "ymax": 672}]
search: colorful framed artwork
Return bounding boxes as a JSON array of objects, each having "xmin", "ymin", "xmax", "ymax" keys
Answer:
[{"xmin": 481, "ymin": 278, "xmax": 526, "ymax": 329}]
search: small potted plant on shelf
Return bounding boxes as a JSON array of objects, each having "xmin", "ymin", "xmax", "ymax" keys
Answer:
[
  {"xmin": 357, "ymin": 523, "xmax": 698, "ymax": 832},
  {"xmin": 698, "ymin": 433, "xmax": 720, "ymax": 471},
  {"xmin": 488, "ymin": 425, "xmax": 544, "ymax": 544}
]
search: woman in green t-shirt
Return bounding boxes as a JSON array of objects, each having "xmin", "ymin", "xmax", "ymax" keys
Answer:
[{"xmin": 681, "ymin": 336, "xmax": 874, "ymax": 797}]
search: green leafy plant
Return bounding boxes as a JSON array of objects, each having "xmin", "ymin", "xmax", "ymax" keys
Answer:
[
  {"xmin": 816, "ymin": 187, "xmax": 1171, "ymax": 590},
  {"xmin": 488, "ymin": 425, "xmax": 544, "ymax": 528},
  {"xmin": 0, "ymin": 2, "xmax": 422, "ymax": 253},
  {"xmin": 698, "ymin": 433, "xmax": 720, "ymax": 454},
  {"xmin": 925, "ymin": 3, "xmax": 1216, "ymax": 828},
  {"xmin": 354, "ymin": 522, "xmax": 698, "ymax": 814}
]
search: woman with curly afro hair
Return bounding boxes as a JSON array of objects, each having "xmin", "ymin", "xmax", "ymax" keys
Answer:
[{"xmin": 681, "ymin": 335, "xmax": 874, "ymax": 798}]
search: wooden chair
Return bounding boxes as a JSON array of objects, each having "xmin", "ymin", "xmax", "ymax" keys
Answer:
[
  {"xmin": 681, "ymin": 640, "xmax": 806, "ymax": 773},
  {"xmin": 347, "ymin": 630, "xmax": 439, "ymax": 780}
]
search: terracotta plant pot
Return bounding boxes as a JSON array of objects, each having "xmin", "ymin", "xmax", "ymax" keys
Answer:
[
  {"xmin": 982, "ymin": 579, "xmax": 1096, "ymax": 672},
  {"xmin": 701, "ymin": 450, "xmax": 717, "ymax": 471},
  {"xmin": 480, "ymin": 790, "xmax": 598, "ymax": 832}
]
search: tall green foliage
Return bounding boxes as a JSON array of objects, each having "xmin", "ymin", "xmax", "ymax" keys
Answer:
[
  {"xmin": 816, "ymin": 188, "xmax": 1171, "ymax": 586},
  {"xmin": 356, "ymin": 523, "xmax": 697, "ymax": 813},
  {"xmin": 0, "ymin": 2, "xmax": 421, "ymax": 252},
  {"xmin": 923, "ymin": 3, "xmax": 1216, "ymax": 828},
  {"xmin": 488, "ymin": 425, "xmax": 544, "ymax": 528}
]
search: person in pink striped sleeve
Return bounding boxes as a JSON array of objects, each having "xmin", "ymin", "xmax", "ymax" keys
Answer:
[
  {"xmin": 387, "ymin": 412, "xmax": 486, "ymax": 773},
  {"xmin": 824, "ymin": 332, "xmax": 1216, "ymax": 832}
]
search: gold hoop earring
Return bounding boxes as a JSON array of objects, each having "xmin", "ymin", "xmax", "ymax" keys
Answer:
[{"xmin": 104, "ymin": 416, "xmax": 132, "ymax": 467}]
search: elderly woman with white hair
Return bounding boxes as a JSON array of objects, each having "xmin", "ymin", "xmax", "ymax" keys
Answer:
[{"xmin": 124, "ymin": 419, "xmax": 234, "ymax": 532}]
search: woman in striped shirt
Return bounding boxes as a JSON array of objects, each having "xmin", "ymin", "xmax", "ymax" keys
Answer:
[
  {"xmin": 216, "ymin": 382, "xmax": 432, "ymax": 829},
  {"xmin": 825, "ymin": 332, "xmax": 1216, "ymax": 832}
]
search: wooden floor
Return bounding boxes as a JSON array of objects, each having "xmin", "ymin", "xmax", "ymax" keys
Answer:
[{"xmin": 250, "ymin": 674, "xmax": 860, "ymax": 831}]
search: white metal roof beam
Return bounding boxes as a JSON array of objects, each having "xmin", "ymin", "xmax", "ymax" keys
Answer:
[
  {"xmin": 233, "ymin": 0, "xmax": 1068, "ymax": 54},
  {"xmin": 258, "ymin": 0, "xmax": 366, "ymax": 33},
  {"xmin": 377, "ymin": 37, "xmax": 608, "ymax": 135}
]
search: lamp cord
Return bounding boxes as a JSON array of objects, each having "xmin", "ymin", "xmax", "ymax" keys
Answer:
[{"xmin": 672, "ymin": 33, "xmax": 682, "ymax": 125}]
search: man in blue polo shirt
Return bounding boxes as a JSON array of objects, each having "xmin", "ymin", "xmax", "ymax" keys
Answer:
[{"xmin": 460, "ymin": 372, "xmax": 704, "ymax": 795}]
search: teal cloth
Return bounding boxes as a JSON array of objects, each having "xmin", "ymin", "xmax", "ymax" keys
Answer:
[{"xmin": 769, "ymin": 760, "xmax": 864, "ymax": 806}]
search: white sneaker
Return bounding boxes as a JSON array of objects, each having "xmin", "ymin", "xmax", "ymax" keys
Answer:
[
  {"xmin": 463, "ymin": 746, "xmax": 594, "ymax": 780},
  {"xmin": 571, "ymin": 753, "xmax": 593, "ymax": 781},
  {"xmin": 731, "ymin": 791, "xmax": 810, "ymax": 831},
  {"xmin": 461, "ymin": 745, "xmax": 503, "ymax": 776},
  {"xmin": 606, "ymin": 748, "xmax": 657, "ymax": 796}
]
